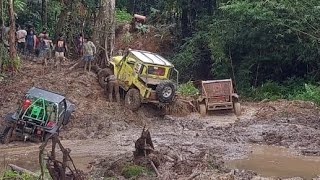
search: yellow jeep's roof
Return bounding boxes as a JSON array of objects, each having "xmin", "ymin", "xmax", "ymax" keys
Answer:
[
  {"xmin": 130, "ymin": 50, "xmax": 173, "ymax": 67},
  {"xmin": 112, "ymin": 50, "xmax": 174, "ymax": 67}
]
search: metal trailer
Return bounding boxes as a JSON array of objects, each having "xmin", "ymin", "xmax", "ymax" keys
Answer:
[{"xmin": 195, "ymin": 79, "xmax": 241, "ymax": 116}]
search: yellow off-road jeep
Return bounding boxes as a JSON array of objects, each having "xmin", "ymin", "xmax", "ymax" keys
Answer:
[{"xmin": 99, "ymin": 49, "xmax": 179, "ymax": 111}]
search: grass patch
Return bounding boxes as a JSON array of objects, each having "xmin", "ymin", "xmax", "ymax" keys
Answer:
[
  {"xmin": 121, "ymin": 164, "xmax": 150, "ymax": 179},
  {"xmin": 1, "ymin": 170, "xmax": 37, "ymax": 180}
]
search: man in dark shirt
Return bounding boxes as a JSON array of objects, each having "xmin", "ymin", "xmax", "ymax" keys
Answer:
[{"xmin": 54, "ymin": 33, "xmax": 67, "ymax": 71}]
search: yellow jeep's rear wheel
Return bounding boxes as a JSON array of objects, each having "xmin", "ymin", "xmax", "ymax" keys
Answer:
[
  {"xmin": 156, "ymin": 80, "xmax": 175, "ymax": 103},
  {"xmin": 125, "ymin": 88, "xmax": 141, "ymax": 111},
  {"xmin": 98, "ymin": 68, "xmax": 113, "ymax": 88}
]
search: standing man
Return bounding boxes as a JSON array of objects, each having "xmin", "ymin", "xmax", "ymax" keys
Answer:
[
  {"xmin": 54, "ymin": 33, "xmax": 67, "ymax": 71},
  {"xmin": 39, "ymin": 36, "xmax": 53, "ymax": 66},
  {"xmin": 16, "ymin": 26, "xmax": 27, "ymax": 55},
  {"xmin": 39, "ymin": 28, "xmax": 49, "ymax": 39},
  {"xmin": 76, "ymin": 33, "xmax": 84, "ymax": 56},
  {"xmin": 26, "ymin": 29, "xmax": 37, "ymax": 59},
  {"xmin": 82, "ymin": 37, "xmax": 96, "ymax": 72},
  {"xmin": 107, "ymin": 74, "xmax": 120, "ymax": 103}
]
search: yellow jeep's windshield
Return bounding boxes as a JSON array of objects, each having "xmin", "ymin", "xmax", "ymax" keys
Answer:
[{"xmin": 147, "ymin": 66, "xmax": 166, "ymax": 76}]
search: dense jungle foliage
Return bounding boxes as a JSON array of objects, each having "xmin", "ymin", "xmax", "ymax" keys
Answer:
[
  {"xmin": 1, "ymin": 0, "xmax": 320, "ymax": 101},
  {"xmin": 116, "ymin": 0, "xmax": 320, "ymax": 100}
]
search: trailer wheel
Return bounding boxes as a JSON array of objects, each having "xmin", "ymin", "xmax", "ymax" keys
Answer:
[
  {"xmin": 234, "ymin": 102, "xmax": 241, "ymax": 116},
  {"xmin": 199, "ymin": 104, "xmax": 206, "ymax": 116},
  {"xmin": 0, "ymin": 126, "xmax": 13, "ymax": 144}
]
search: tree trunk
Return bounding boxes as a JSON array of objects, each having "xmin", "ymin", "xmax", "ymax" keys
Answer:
[
  {"xmin": 94, "ymin": 0, "xmax": 115, "ymax": 67},
  {"xmin": 127, "ymin": 0, "xmax": 135, "ymax": 15},
  {"xmin": 42, "ymin": 0, "xmax": 48, "ymax": 28},
  {"xmin": 207, "ymin": 0, "xmax": 213, "ymax": 15},
  {"xmin": 181, "ymin": 5, "xmax": 189, "ymax": 38},
  {"xmin": 0, "ymin": 0, "xmax": 4, "ymax": 41},
  {"xmin": 8, "ymin": 0, "xmax": 16, "ymax": 61},
  {"xmin": 105, "ymin": 0, "xmax": 115, "ymax": 64},
  {"xmin": 0, "ymin": 0, "xmax": 3, "ymax": 26},
  {"xmin": 54, "ymin": 0, "xmax": 70, "ymax": 38}
]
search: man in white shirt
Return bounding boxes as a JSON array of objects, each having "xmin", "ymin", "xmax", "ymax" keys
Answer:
[
  {"xmin": 82, "ymin": 37, "xmax": 96, "ymax": 72},
  {"xmin": 16, "ymin": 26, "xmax": 27, "ymax": 54}
]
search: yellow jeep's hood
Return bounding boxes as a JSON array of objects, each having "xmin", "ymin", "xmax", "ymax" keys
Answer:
[{"xmin": 111, "ymin": 56, "xmax": 123, "ymax": 65}]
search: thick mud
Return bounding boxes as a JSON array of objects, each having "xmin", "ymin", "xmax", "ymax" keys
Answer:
[{"xmin": 1, "ymin": 61, "xmax": 320, "ymax": 179}]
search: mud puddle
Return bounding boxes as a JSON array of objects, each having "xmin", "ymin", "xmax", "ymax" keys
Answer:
[
  {"xmin": 0, "ymin": 140, "xmax": 116, "ymax": 175},
  {"xmin": 227, "ymin": 144, "xmax": 320, "ymax": 179},
  {"xmin": 0, "ymin": 150, "xmax": 94, "ymax": 175}
]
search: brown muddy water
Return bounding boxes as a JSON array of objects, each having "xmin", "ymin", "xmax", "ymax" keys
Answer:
[
  {"xmin": 227, "ymin": 144, "xmax": 320, "ymax": 179},
  {"xmin": 0, "ymin": 142, "xmax": 96, "ymax": 175}
]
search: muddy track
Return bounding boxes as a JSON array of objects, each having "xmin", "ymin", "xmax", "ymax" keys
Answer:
[{"xmin": 1, "ymin": 61, "xmax": 320, "ymax": 179}]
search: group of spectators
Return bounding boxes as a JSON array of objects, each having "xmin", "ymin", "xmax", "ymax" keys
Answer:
[
  {"xmin": 15, "ymin": 25, "xmax": 96, "ymax": 72},
  {"xmin": 16, "ymin": 26, "xmax": 54, "ymax": 58}
]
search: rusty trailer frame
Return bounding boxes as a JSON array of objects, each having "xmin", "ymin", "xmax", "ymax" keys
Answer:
[{"xmin": 196, "ymin": 79, "xmax": 240, "ymax": 115}]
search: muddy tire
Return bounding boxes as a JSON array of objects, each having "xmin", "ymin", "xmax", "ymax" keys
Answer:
[
  {"xmin": 98, "ymin": 68, "xmax": 113, "ymax": 88},
  {"xmin": 156, "ymin": 81, "xmax": 175, "ymax": 103},
  {"xmin": 199, "ymin": 104, "xmax": 206, "ymax": 116},
  {"xmin": 0, "ymin": 126, "xmax": 13, "ymax": 144},
  {"xmin": 125, "ymin": 88, "xmax": 141, "ymax": 111},
  {"xmin": 234, "ymin": 102, "xmax": 241, "ymax": 116}
]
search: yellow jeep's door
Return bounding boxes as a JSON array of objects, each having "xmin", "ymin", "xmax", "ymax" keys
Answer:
[{"xmin": 118, "ymin": 56, "xmax": 136, "ymax": 90}]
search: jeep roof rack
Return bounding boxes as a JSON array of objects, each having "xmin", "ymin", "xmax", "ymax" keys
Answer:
[
  {"xmin": 130, "ymin": 49, "xmax": 173, "ymax": 67},
  {"xmin": 26, "ymin": 87, "xmax": 65, "ymax": 103}
]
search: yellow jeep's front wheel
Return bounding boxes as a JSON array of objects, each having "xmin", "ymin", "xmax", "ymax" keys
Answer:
[{"xmin": 125, "ymin": 88, "xmax": 141, "ymax": 111}]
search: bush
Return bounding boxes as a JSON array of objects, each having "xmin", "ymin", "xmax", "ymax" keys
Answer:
[
  {"xmin": 251, "ymin": 81, "xmax": 286, "ymax": 101},
  {"xmin": 290, "ymin": 84, "xmax": 320, "ymax": 105},
  {"xmin": 249, "ymin": 80, "xmax": 320, "ymax": 106},
  {"xmin": 115, "ymin": 9, "xmax": 132, "ymax": 23},
  {"xmin": 177, "ymin": 81, "xmax": 199, "ymax": 96}
]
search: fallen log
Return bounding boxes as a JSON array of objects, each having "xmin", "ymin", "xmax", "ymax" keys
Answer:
[
  {"xmin": 68, "ymin": 61, "xmax": 81, "ymax": 71},
  {"xmin": 8, "ymin": 164, "xmax": 38, "ymax": 177},
  {"xmin": 149, "ymin": 159, "xmax": 160, "ymax": 177}
]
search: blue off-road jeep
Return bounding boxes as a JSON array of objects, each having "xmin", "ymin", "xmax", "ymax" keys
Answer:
[{"xmin": 0, "ymin": 87, "xmax": 75, "ymax": 144}]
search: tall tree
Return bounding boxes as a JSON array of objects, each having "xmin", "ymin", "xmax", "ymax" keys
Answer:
[
  {"xmin": 0, "ymin": 0, "xmax": 4, "ymax": 41},
  {"xmin": 94, "ymin": 0, "xmax": 115, "ymax": 67},
  {"xmin": 8, "ymin": 0, "xmax": 16, "ymax": 61},
  {"xmin": 42, "ymin": 0, "xmax": 48, "ymax": 28}
]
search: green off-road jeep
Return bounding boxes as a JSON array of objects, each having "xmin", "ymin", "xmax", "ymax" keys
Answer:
[
  {"xmin": 98, "ymin": 49, "xmax": 179, "ymax": 110},
  {"xmin": 0, "ymin": 87, "xmax": 75, "ymax": 143}
]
